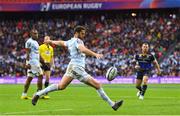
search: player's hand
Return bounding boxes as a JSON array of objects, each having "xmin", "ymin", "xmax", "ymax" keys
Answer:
[
  {"xmin": 95, "ymin": 53, "xmax": 103, "ymax": 59},
  {"xmin": 25, "ymin": 60, "xmax": 31, "ymax": 69}
]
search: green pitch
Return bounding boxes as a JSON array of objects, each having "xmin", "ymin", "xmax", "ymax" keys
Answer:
[{"xmin": 0, "ymin": 84, "xmax": 180, "ymax": 115}]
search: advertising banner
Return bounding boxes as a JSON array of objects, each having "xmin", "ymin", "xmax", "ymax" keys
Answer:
[
  {"xmin": 0, "ymin": 0, "xmax": 179, "ymax": 11},
  {"xmin": 0, "ymin": 76, "xmax": 180, "ymax": 84}
]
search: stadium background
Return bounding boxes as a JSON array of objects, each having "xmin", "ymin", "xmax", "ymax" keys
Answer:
[
  {"xmin": 0, "ymin": 0, "xmax": 179, "ymax": 84},
  {"xmin": 0, "ymin": 0, "xmax": 179, "ymax": 115}
]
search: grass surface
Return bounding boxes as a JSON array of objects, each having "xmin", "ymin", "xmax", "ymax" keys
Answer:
[{"xmin": 0, "ymin": 84, "xmax": 180, "ymax": 115}]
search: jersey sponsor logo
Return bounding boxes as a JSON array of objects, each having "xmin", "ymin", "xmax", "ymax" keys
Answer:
[{"xmin": 45, "ymin": 51, "xmax": 51, "ymax": 55}]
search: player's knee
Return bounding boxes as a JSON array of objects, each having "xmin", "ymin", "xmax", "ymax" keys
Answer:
[
  {"xmin": 58, "ymin": 84, "xmax": 66, "ymax": 90},
  {"xmin": 143, "ymin": 79, "xmax": 148, "ymax": 84},
  {"xmin": 143, "ymin": 77, "xmax": 148, "ymax": 84},
  {"xmin": 95, "ymin": 81, "xmax": 102, "ymax": 89},
  {"xmin": 45, "ymin": 77, "xmax": 50, "ymax": 82},
  {"xmin": 45, "ymin": 74, "xmax": 50, "ymax": 79}
]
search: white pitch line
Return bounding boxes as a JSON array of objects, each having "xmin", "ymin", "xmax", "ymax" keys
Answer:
[{"xmin": 2, "ymin": 109, "xmax": 73, "ymax": 115}]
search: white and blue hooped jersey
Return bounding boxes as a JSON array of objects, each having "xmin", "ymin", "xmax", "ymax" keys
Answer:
[
  {"xmin": 65, "ymin": 37, "xmax": 86, "ymax": 67},
  {"xmin": 25, "ymin": 38, "xmax": 40, "ymax": 66}
]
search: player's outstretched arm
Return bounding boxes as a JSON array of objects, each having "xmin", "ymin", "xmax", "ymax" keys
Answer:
[
  {"xmin": 46, "ymin": 39, "xmax": 66, "ymax": 47},
  {"xmin": 78, "ymin": 44, "xmax": 103, "ymax": 59}
]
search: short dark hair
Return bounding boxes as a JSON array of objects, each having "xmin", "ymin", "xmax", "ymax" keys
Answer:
[
  {"xmin": 31, "ymin": 29, "xmax": 38, "ymax": 34},
  {"xmin": 142, "ymin": 42, "xmax": 149, "ymax": 46},
  {"xmin": 74, "ymin": 26, "xmax": 86, "ymax": 33}
]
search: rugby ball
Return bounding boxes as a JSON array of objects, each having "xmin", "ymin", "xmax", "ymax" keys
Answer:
[{"xmin": 106, "ymin": 67, "xmax": 117, "ymax": 81}]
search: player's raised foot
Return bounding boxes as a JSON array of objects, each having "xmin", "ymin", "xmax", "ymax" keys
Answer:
[
  {"xmin": 32, "ymin": 95, "xmax": 40, "ymax": 106},
  {"xmin": 112, "ymin": 100, "xmax": 124, "ymax": 111},
  {"xmin": 136, "ymin": 91, "xmax": 141, "ymax": 97},
  {"xmin": 21, "ymin": 95, "xmax": 32, "ymax": 100},
  {"xmin": 139, "ymin": 95, "xmax": 144, "ymax": 100},
  {"xmin": 41, "ymin": 95, "xmax": 50, "ymax": 99}
]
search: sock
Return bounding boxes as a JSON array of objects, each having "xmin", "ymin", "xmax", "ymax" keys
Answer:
[
  {"xmin": 141, "ymin": 85, "xmax": 147, "ymax": 96},
  {"xmin": 37, "ymin": 89, "xmax": 41, "ymax": 92},
  {"xmin": 36, "ymin": 84, "xmax": 58, "ymax": 96},
  {"xmin": 136, "ymin": 86, "xmax": 142, "ymax": 91},
  {"xmin": 44, "ymin": 81, "xmax": 49, "ymax": 88},
  {"xmin": 97, "ymin": 88, "xmax": 115, "ymax": 106},
  {"xmin": 22, "ymin": 93, "xmax": 27, "ymax": 96},
  {"xmin": 44, "ymin": 81, "xmax": 50, "ymax": 95}
]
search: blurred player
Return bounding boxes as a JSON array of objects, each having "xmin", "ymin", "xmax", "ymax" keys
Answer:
[
  {"xmin": 21, "ymin": 29, "xmax": 43, "ymax": 99},
  {"xmin": 134, "ymin": 43, "xmax": 161, "ymax": 100},
  {"xmin": 32, "ymin": 26, "xmax": 123, "ymax": 111},
  {"xmin": 39, "ymin": 36, "xmax": 54, "ymax": 99}
]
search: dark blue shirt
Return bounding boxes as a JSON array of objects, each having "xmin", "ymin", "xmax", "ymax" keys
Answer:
[{"xmin": 135, "ymin": 54, "xmax": 155, "ymax": 71}]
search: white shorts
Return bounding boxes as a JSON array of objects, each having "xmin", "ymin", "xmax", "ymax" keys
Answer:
[
  {"xmin": 64, "ymin": 64, "xmax": 91, "ymax": 82},
  {"xmin": 27, "ymin": 64, "xmax": 43, "ymax": 78}
]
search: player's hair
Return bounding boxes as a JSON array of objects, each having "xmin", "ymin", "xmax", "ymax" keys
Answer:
[
  {"xmin": 30, "ymin": 29, "xmax": 38, "ymax": 34},
  {"xmin": 74, "ymin": 26, "xmax": 86, "ymax": 33},
  {"xmin": 142, "ymin": 42, "xmax": 149, "ymax": 46}
]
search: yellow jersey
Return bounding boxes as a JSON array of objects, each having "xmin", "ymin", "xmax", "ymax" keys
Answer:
[{"xmin": 39, "ymin": 44, "xmax": 54, "ymax": 63}]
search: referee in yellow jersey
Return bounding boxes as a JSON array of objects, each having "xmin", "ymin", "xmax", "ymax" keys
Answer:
[{"xmin": 39, "ymin": 36, "xmax": 54, "ymax": 99}]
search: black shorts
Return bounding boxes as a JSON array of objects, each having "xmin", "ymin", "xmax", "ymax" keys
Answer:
[
  {"xmin": 41, "ymin": 63, "xmax": 51, "ymax": 71},
  {"xmin": 136, "ymin": 70, "xmax": 151, "ymax": 80}
]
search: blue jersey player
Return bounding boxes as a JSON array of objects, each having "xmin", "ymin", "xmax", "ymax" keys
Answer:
[
  {"xmin": 134, "ymin": 43, "xmax": 161, "ymax": 100},
  {"xmin": 32, "ymin": 26, "xmax": 123, "ymax": 111}
]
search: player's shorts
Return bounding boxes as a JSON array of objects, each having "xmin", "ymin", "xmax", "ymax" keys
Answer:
[
  {"xmin": 64, "ymin": 64, "xmax": 91, "ymax": 82},
  {"xmin": 136, "ymin": 70, "xmax": 151, "ymax": 80},
  {"xmin": 27, "ymin": 64, "xmax": 43, "ymax": 78},
  {"xmin": 41, "ymin": 63, "xmax": 51, "ymax": 71}
]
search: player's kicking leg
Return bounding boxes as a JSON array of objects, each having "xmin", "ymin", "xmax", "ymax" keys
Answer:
[
  {"xmin": 84, "ymin": 76, "xmax": 123, "ymax": 111},
  {"xmin": 21, "ymin": 76, "xmax": 33, "ymax": 99},
  {"xmin": 32, "ymin": 75, "xmax": 73, "ymax": 105}
]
